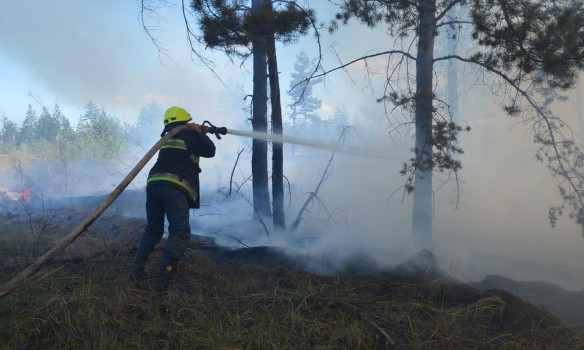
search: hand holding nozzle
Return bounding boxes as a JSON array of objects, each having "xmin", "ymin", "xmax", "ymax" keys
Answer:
[
  {"xmin": 188, "ymin": 121, "xmax": 227, "ymax": 139},
  {"xmin": 188, "ymin": 123, "xmax": 207, "ymax": 133}
]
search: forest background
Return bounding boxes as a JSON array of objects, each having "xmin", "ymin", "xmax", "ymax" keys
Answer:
[{"xmin": 0, "ymin": 0, "xmax": 583, "ymax": 292}]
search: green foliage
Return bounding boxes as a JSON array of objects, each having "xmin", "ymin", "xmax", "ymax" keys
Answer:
[
  {"xmin": 191, "ymin": 0, "xmax": 315, "ymax": 57},
  {"xmin": 18, "ymin": 104, "xmax": 38, "ymax": 147},
  {"xmin": 194, "ymin": 0, "xmax": 250, "ymax": 52},
  {"xmin": 288, "ymin": 51, "xmax": 323, "ymax": 131},
  {"xmin": 332, "ymin": 0, "xmax": 584, "ymax": 233},
  {"xmin": 0, "ymin": 101, "xmax": 128, "ymax": 197},
  {"xmin": 270, "ymin": 3, "xmax": 313, "ymax": 44},
  {"xmin": 0, "ymin": 116, "xmax": 18, "ymax": 153},
  {"xmin": 470, "ymin": 0, "xmax": 584, "ymax": 90},
  {"xmin": 76, "ymin": 101, "xmax": 123, "ymax": 164},
  {"xmin": 135, "ymin": 100, "xmax": 163, "ymax": 132},
  {"xmin": 125, "ymin": 99, "xmax": 164, "ymax": 148},
  {"xmin": 400, "ymin": 122, "xmax": 470, "ymax": 193},
  {"xmin": 35, "ymin": 107, "xmax": 61, "ymax": 142},
  {"xmin": 330, "ymin": 106, "xmax": 349, "ymax": 131},
  {"xmin": 332, "ymin": 0, "xmax": 416, "ymax": 34},
  {"xmin": 52, "ymin": 104, "xmax": 75, "ymax": 139}
]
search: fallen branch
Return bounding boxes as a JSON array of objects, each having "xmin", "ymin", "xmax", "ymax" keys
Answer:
[
  {"xmin": 336, "ymin": 298, "xmax": 399, "ymax": 349},
  {"xmin": 225, "ymin": 234, "xmax": 250, "ymax": 248},
  {"xmin": 0, "ymin": 125, "xmax": 189, "ymax": 299},
  {"xmin": 367, "ymin": 319, "xmax": 398, "ymax": 349}
]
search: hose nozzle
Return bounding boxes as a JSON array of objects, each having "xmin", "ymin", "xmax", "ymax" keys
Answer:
[{"xmin": 202, "ymin": 121, "xmax": 228, "ymax": 139}]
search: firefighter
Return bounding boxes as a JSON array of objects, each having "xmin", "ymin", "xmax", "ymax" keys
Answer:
[{"xmin": 129, "ymin": 106, "xmax": 216, "ymax": 292}]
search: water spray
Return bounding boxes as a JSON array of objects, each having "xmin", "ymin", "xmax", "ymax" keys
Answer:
[
  {"xmin": 1, "ymin": 122, "xmax": 393, "ymax": 299},
  {"xmin": 202, "ymin": 121, "xmax": 393, "ymax": 159}
]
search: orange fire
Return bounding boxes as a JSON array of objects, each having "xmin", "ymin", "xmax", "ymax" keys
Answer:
[{"xmin": 18, "ymin": 188, "xmax": 32, "ymax": 203}]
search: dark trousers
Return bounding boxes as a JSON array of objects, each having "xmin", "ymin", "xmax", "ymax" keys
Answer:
[{"xmin": 134, "ymin": 184, "xmax": 191, "ymax": 266}]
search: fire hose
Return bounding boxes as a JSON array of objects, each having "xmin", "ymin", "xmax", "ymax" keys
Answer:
[
  {"xmin": 0, "ymin": 122, "xmax": 227, "ymax": 299},
  {"xmin": 0, "ymin": 120, "xmax": 388, "ymax": 298}
]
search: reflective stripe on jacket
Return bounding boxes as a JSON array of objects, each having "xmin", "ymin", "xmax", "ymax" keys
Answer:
[
  {"xmin": 161, "ymin": 138, "xmax": 187, "ymax": 150},
  {"xmin": 147, "ymin": 122, "xmax": 216, "ymax": 208},
  {"xmin": 147, "ymin": 172, "xmax": 197, "ymax": 204}
]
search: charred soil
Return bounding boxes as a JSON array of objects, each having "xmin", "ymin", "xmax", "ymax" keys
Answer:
[{"xmin": 1, "ymin": 207, "xmax": 584, "ymax": 349}]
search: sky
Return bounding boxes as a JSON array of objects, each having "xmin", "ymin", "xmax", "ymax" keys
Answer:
[
  {"xmin": 0, "ymin": 0, "xmax": 369, "ymax": 125},
  {"xmin": 1, "ymin": 1, "xmax": 584, "ymax": 291},
  {"xmin": 0, "ymin": 1, "xmax": 229, "ymax": 124}
]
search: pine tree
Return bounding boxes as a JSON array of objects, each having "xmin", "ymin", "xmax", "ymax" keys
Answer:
[
  {"xmin": 52, "ymin": 104, "xmax": 74, "ymax": 140},
  {"xmin": 266, "ymin": 1, "xmax": 286, "ymax": 229},
  {"xmin": 130, "ymin": 99, "xmax": 164, "ymax": 147},
  {"xmin": 330, "ymin": 105, "xmax": 349, "ymax": 133},
  {"xmin": 18, "ymin": 104, "xmax": 37, "ymax": 147},
  {"xmin": 0, "ymin": 116, "xmax": 18, "ymax": 153},
  {"xmin": 334, "ymin": 0, "xmax": 584, "ymax": 242},
  {"xmin": 77, "ymin": 101, "xmax": 123, "ymax": 164},
  {"xmin": 35, "ymin": 106, "xmax": 61, "ymax": 142},
  {"xmin": 77, "ymin": 101, "xmax": 101, "ymax": 129},
  {"xmin": 190, "ymin": 0, "xmax": 315, "ymax": 225},
  {"xmin": 288, "ymin": 51, "xmax": 323, "ymax": 155},
  {"xmin": 289, "ymin": 51, "xmax": 322, "ymax": 124}
]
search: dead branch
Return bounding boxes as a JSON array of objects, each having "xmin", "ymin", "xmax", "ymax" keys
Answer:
[
  {"xmin": 0, "ymin": 125, "xmax": 190, "ymax": 299},
  {"xmin": 366, "ymin": 319, "xmax": 398, "ymax": 349},
  {"xmin": 291, "ymin": 49, "xmax": 415, "ymax": 92},
  {"xmin": 225, "ymin": 235, "xmax": 250, "ymax": 248},
  {"xmin": 229, "ymin": 148, "xmax": 245, "ymax": 198},
  {"xmin": 283, "ymin": 174, "xmax": 292, "ymax": 213},
  {"xmin": 289, "ymin": 127, "xmax": 351, "ymax": 233},
  {"xmin": 233, "ymin": 175, "xmax": 253, "ymax": 200},
  {"xmin": 139, "ymin": 0, "xmax": 173, "ymax": 63},
  {"xmin": 288, "ymin": 163, "xmax": 333, "ymax": 233},
  {"xmin": 443, "ymin": 54, "xmax": 584, "ymax": 231}
]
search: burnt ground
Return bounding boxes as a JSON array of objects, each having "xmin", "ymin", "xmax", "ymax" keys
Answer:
[{"xmin": 1, "ymin": 190, "xmax": 584, "ymax": 338}]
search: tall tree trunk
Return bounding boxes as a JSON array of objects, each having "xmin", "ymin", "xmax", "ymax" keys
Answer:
[
  {"xmin": 446, "ymin": 4, "xmax": 459, "ymax": 126},
  {"xmin": 577, "ymin": 74, "xmax": 584, "ymax": 144},
  {"xmin": 267, "ymin": 25, "xmax": 286, "ymax": 231},
  {"xmin": 411, "ymin": 0, "xmax": 436, "ymax": 246},
  {"xmin": 251, "ymin": 0, "xmax": 272, "ymax": 219}
]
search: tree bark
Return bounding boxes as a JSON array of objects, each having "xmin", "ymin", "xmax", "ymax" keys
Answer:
[
  {"xmin": 267, "ymin": 21, "xmax": 286, "ymax": 231},
  {"xmin": 251, "ymin": 0, "xmax": 272, "ymax": 220},
  {"xmin": 446, "ymin": 4, "xmax": 459, "ymax": 125},
  {"xmin": 577, "ymin": 75, "xmax": 584, "ymax": 144},
  {"xmin": 411, "ymin": 0, "xmax": 436, "ymax": 246}
]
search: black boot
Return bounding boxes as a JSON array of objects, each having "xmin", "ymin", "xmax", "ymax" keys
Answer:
[
  {"xmin": 155, "ymin": 257, "xmax": 178, "ymax": 292},
  {"xmin": 128, "ymin": 245, "xmax": 153, "ymax": 281},
  {"xmin": 128, "ymin": 266, "xmax": 145, "ymax": 281}
]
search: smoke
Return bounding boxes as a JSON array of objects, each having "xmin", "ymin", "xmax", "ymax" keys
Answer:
[
  {"xmin": 430, "ymin": 114, "xmax": 584, "ymax": 291},
  {"xmin": 0, "ymin": 1, "xmax": 229, "ymax": 123},
  {"xmin": 185, "ymin": 85, "xmax": 584, "ymax": 291},
  {"xmin": 2, "ymin": 1, "xmax": 583, "ymax": 293}
]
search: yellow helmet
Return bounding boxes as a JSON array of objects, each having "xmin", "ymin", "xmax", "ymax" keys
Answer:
[{"xmin": 163, "ymin": 106, "xmax": 192, "ymax": 125}]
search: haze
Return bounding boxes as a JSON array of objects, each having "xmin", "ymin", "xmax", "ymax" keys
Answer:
[{"xmin": 1, "ymin": 1, "xmax": 583, "ymax": 291}]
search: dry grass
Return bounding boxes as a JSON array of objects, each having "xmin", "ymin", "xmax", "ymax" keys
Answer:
[{"xmin": 1, "ymin": 243, "xmax": 584, "ymax": 350}]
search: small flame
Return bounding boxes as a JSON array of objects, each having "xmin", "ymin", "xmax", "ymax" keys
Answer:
[{"xmin": 18, "ymin": 188, "xmax": 32, "ymax": 203}]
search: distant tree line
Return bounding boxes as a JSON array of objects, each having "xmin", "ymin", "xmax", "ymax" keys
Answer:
[
  {"xmin": 0, "ymin": 101, "xmax": 151, "ymax": 198},
  {"xmin": 0, "ymin": 101, "xmax": 126, "ymax": 161}
]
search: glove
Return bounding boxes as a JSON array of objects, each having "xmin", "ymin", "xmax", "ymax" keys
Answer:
[{"xmin": 188, "ymin": 123, "xmax": 208, "ymax": 133}]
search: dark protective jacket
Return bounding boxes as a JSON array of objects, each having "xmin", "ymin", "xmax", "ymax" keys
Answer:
[{"xmin": 147, "ymin": 122, "xmax": 216, "ymax": 208}]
